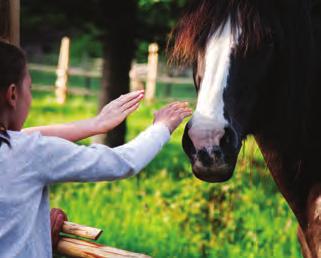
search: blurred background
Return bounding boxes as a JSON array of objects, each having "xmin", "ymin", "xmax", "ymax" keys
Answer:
[{"xmin": 2, "ymin": 0, "xmax": 302, "ymax": 257}]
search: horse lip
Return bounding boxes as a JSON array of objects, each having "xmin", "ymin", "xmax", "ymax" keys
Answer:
[
  {"xmin": 192, "ymin": 162, "xmax": 233, "ymax": 183},
  {"xmin": 182, "ymin": 124, "xmax": 197, "ymax": 160}
]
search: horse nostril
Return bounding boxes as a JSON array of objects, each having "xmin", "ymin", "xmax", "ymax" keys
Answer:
[
  {"xmin": 212, "ymin": 146, "xmax": 222, "ymax": 159},
  {"xmin": 197, "ymin": 149, "xmax": 213, "ymax": 167},
  {"xmin": 221, "ymin": 126, "xmax": 239, "ymax": 149}
]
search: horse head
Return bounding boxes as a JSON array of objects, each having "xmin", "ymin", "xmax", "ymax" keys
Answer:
[{"xmin": 170, "ymin": 0, "xmax": 311, "ymax": 182}]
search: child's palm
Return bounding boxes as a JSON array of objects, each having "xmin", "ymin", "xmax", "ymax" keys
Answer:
[{"xmin": 97, "ymin": 91, "xmax": 144, "ymax": 132}]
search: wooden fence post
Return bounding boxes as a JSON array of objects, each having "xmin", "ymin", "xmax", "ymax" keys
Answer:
[
  {"xmin": 129, "ymin": 61, "xmax": 145, "ymax": 91},
  {"xmin": 0, "ymin": 0, "xmax": 20, "ymax": 46},
  {"xmin": 145, "ymin": 43, "xmax": 158, "ymax": 102},
  {"xmin": 55, "ymin": 37, "xmax": 70, "ymax": 104}
]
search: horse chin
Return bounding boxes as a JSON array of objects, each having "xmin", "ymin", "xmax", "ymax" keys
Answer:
[{"xmin": 192, "ymin": 162, "xmax": 235, "ymax": 183}]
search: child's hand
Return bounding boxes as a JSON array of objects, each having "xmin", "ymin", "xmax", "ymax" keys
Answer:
[
  {"xmin": 95, "ymin": 90, "xmax": 144, "ymax": 133},
  {"xmin": 154, "ymin": 102, "xmax": 192, "ymax": 133},
  {"xmin": 50, "ymin": 208, "xmax": 68, "ymax": 250}
]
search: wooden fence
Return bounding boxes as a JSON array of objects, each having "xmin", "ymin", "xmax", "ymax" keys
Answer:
[{"xmin": 29, "ymin": 37, "xmax": 194, "ymax": 103}]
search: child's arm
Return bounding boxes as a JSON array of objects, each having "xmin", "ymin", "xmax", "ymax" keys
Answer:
[
  {"xmin": 33, "ymin": 102, "xmax": 192, "ymax": 184},
  {"xmin": 22, "ymin": 90, "xmax": 144, "ymax": 142}
]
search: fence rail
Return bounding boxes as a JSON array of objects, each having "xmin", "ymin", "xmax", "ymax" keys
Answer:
[
  {"xmin": 29, "ymin": 38, "xmax": 194, "ymax": 103},
  {"xmin": 29, "ymin": 62, "xmax": 194, "ymax": 100},
  {"xmin": 32, "ymin": 84, "xmax": 96, "ymax": 97},
  {"xmin": 29, "ymin": 63, "xmax": 193, "ymax": 85}
]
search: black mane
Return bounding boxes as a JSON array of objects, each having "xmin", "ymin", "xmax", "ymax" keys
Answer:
[{"xmin": 169, "ymin": 0, "xmax": 270, "ymax": 65}]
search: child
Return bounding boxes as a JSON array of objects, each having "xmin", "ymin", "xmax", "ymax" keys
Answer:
[{"xmin": 0, "ymin": 41, "xmax": 192, "ymax": 258}]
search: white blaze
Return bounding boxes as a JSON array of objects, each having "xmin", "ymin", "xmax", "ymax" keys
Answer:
[{"xmin": 189, "ymin": 19, "xmax": 237, "ymax": 150}]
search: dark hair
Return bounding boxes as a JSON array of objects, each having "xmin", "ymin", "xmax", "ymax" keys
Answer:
[{"xmin": 0, "ymin": 40, "xmax": 26, "ymax": 91}]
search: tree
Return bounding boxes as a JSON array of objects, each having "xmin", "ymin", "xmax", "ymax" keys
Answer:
[
  {"xmin": 0, "ymin": 0, "xmax": 19, "ymax": 45},
  {"xmin": 20, "ymin": 0, "xmax": 188, "ymax": 146},
  {"xmin": 96, "ymin": 0, "xmax": 187, "ymax": 147},
  {"xmin": 96, "ymin": 0, "xmax": 138, "ymax": 147},
  {"xmin": 0, "ymin": 0, "xmax": 10, "ymax": 40}
]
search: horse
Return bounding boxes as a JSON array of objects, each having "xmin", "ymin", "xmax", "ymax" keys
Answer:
[{"xmin": 169, "ymin": 0, "xmax": 321, "ymax": 257}]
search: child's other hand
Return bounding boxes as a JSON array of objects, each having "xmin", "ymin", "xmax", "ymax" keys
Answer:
[
  {"xmin": 154, "ymin": 102, "xmax": 192, "ymax": 133},
  {"xmin": 50, "ymin": 208, "xmax": 68, "ymax": 250},
  {"xmin": 96, "ymin": 90, "xmax": 144, "ymax": 133}
]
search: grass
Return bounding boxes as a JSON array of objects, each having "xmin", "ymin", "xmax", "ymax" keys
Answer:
[{"xmin": 26, "ymin": 91, "xmax": 302, "ymax": 258}]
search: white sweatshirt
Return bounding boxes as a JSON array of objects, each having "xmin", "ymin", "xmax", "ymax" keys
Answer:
[{"xmin": 0, "ymin": 123, "xmax": 170, "ymax": 258}]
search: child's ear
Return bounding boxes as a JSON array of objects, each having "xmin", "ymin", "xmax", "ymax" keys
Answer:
[{"xmin": 6, "ymin": 84, "xmax": 17, "ymax": 109}]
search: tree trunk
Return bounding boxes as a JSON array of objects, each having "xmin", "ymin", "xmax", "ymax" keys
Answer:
[
  {"xmin": 0, "ymin": 0, "xmax": 19, "ymax": 45},
  {"xmin": 0, "ymin": 0, "xmax": 10, "ymax": 40},
  {"xmin": 98, "ymin": 0, "xmax": 137, "ymax": 147}
]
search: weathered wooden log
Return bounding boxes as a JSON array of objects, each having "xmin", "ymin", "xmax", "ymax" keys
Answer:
[
  {"xmin": 57, "ymin": 237, "xmax": 151, "ymax": 258},
  {"xmin": 62, "ymin": 222, "xmax": 103, "ymax": 241}
]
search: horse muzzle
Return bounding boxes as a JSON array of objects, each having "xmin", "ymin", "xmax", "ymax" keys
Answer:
[{"xmin": 182, "ymin": 122, "xmax": 241, "ymax": 183}]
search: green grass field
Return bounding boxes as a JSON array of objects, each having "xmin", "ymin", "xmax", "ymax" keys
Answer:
[{"xmin": 26, "ymin": 91, "xmax": 302, "ymax": 258}]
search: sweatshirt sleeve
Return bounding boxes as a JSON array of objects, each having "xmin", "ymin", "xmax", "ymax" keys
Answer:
[{"xmin": 34, "ymin": 123, "xmax": 170, "ymax": 184}]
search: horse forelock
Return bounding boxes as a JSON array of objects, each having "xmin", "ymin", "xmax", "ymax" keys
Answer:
[{"xmin": 168, "ymin": 0, "xmax": 270, "ymax": 66}]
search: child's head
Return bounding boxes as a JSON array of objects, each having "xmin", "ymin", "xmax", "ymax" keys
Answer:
[{"xmin": 0, "ymin": 41, "xmax": 32, "ymax": 131}]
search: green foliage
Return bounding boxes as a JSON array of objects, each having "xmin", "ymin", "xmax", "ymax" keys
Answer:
[
  {"xmin": 69, "ymin": 34, "xmax": 102, "ymax": 65},
  {"xmin": 27, "ymin": 92, "xmax": 302, "ymax": 258},
  {"xmin": 136, "ymin": 0, "xmax": 188, "ymax": 55},
  {"xmin": 22, "ymin": 0, "xmax": 189, "ymax": 62}
]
